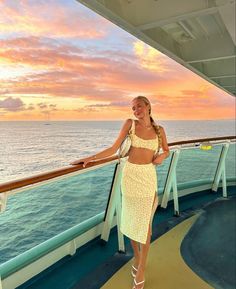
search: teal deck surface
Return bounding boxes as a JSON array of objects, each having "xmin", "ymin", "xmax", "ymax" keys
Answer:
[
  {"xmin": 17, "ymin": 186, "xmax": 236, "ymax": 289},
  {"xmin": 181, "ymin": 197, "xmax": 236, "ymax": 289}
]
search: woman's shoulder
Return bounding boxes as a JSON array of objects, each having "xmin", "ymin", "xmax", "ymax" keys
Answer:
[
  {"xmin": 157, "ymin": 124, "xmax": 164, "ymax": 130},
  {"xmin": 124, "ymin": 118, "xmax": 133, "ymax": 125},
  {"xmin": 155, "ymin": 124, "xmax": 165, "ymax": 136},
  {"xmin": 158, "ymin": 125, "xmax": 167, "ymax": 138},
  {"xmin": 123, "ymin": 118, "xmax": 134, "ymax": 131}
]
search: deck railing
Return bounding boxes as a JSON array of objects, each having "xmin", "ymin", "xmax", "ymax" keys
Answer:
[
  {"xmin": 0, "ymin": 136, "xmax": 235, "ymax": 194},
  {"xmin": 0, "ymin": 136, "xmax": 235, "ymax": 289}
]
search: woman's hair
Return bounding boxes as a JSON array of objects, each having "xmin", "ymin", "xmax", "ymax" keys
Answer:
[{"xmin": 133, "ymin": 95, "xmax": 162, "ymax": 151}]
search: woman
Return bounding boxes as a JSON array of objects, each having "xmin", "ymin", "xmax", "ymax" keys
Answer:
[{"xmin": 71, "ymin": 96, "xmax": 170, "ymax": 289}]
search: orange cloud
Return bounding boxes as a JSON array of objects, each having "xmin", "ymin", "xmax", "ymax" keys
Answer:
[
  {"xmin": 133, "ymin": 41, "xmax": 171, "ymax": 73},
  {"xmin": 150, "ymin": 86, "xmax": 235, "ymax": 120},
  {"xmin": 0, "ymin": 1, "xmax": 234, "ymax": 121}
]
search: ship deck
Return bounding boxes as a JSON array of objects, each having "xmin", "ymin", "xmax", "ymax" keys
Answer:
[{"xmin": 18, "ymin": 185, "xmax": 236, "ymax": 289}]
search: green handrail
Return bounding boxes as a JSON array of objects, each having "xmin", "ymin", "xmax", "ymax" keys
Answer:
[{"xmin": 0, "ymin": 212, "xmax": 104, "ymax": 280}]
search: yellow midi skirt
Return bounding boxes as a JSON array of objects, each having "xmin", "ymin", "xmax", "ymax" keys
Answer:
[{"xmin": 120, "ymin": 161, "xmax": 158, "ymax": 244}]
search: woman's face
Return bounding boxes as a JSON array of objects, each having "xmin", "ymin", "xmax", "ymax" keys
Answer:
[{"xmin": 131, "ymin": 99, "xmax": 150, "ymax": 119}]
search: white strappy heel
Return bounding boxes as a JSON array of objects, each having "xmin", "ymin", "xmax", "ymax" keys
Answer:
[
  {"xmin": 131, "ymin": 265, "xmax": 138, "ymax": 277},
  {"xmin": 133, "ymin": 278, "xmax": 145, "ymax": 289}
]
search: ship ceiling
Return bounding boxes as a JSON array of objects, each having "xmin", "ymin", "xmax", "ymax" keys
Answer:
[{"xmin": 76, "ymin": 0, "xmax": 236, "ymax": 96}]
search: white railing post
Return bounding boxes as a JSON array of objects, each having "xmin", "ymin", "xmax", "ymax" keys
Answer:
[
  {"xmin": 115, "ymin": 185, "xmax": 125, "ymax": 252},
  {"xmin": 0, "ymin": 193, "xmax": 7, "ymax": 213},
  {"xmin": 101, "ymin": 161, "xmax": 125, "ymax": 252},
  {"xmin": 172, "ymin": 171, "xmax": 179, "ymax": 215},
  {"xmin": 69, "ymin": 240, "xmax": 77, "ymax": 256},
  {"xmin": 212, "ymin": 141, "xmax": 230, "ymax": 197},
  {"xmin": 161, "ymin": 148, "xmax": 181, "ymax": 216}
]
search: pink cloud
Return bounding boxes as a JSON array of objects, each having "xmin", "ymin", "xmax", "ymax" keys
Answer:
[
  {"xmin": 0, "ymin": 0, "xmax": 233, "ymax": 121},
  {"xmin": 0, "ymin": 97, "xmax": 25, "ymax": 111},
  {"xmin": 0, "ymin": 0, "xmax": 109, "ymax": 39},
  {"xmin": 0, "ymin": 34, "xmax": 192, "ymax": 108}
]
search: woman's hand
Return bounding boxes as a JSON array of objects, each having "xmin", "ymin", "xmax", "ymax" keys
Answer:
[
  {"xmin": 152, "ymin": 154, "xmax": 166, "ymax": 166},
  {"xmin": 70, "ymin": 156, "xmax": 93, "ymax": 167}
]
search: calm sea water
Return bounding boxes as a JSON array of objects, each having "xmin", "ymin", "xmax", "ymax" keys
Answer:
[
  {"xmin": 0, "ymin": 120, "xmax": 235, "ymax": 183},
  {"xmin": 0, "ymin": 120, "xmax": 235, "ymax": 264}
]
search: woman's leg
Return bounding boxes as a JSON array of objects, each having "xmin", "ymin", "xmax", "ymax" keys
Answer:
[
  {"xmin": 133, "ymin": 194, "xmax": 158, "ymax": 288},
  {"xmin": 149, "ymin": 194, "xmax": 158, "ymax": 236},
  {"xmin": 133, "ymin": 226, "xmax": 151, "ymax": 288},
  {"xmin": 130, "ymin": 239, "xmax": 140, "ymax": 268}
]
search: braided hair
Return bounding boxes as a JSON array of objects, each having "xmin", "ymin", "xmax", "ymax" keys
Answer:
[{"xmin": 133, "ymin": 96, "xmax": 162, "ymax": 153}]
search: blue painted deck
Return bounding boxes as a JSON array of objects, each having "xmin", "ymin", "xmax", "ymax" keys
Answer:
[
  {"xmin": 17, "ymin": 185, "xmax": 236, "ymax": 289},
  {"xmin": 181, "ymin": 196, "xmax": 236, "ymax": 289}
]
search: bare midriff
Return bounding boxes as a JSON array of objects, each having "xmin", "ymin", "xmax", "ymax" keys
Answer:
[{"xmin": 127, "ymin": 146, "xmax": 155, "ymax": 164}]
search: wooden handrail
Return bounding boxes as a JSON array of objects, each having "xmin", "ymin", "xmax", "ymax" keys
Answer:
[
  {"xmin": 168, "ymin": 135, "xmax": 236, "ymax": 146},
  {"xmin": 0, "ymin": 156, "xmax": 118, "ymax": 194},
  {"xmin": 0, "ymin": 136, "xmax": 235, "ymax": 194}
]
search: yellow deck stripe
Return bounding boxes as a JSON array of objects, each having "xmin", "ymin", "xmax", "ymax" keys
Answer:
[{"xmin": 101, "ymin": 214, "xmax": 213, "ymax": 289}]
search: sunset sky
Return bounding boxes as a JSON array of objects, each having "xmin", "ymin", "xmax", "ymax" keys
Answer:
[{"xmin": 0, "ymin": 0, "xmax": 235, "ymax": 121}]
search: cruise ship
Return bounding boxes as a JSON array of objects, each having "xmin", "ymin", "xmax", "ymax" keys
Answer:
[{"xmin": 0, "ymin": 0, "xmax": 235, "ymax": 288}]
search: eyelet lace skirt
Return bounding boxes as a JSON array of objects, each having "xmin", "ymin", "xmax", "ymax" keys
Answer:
[{"xmin": 120, "ymin": 160, "xmax": 158, "ymax": 244}]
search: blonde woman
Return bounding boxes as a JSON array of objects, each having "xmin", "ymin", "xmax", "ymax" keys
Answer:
[{"xmin": 71, "ymin": 96, "xmax": 170, "ymax": 289}]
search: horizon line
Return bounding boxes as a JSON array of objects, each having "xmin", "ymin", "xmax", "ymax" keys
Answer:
[{"xmin": 0, "ymin": 119, "xmax": 235, "ymax": 122}]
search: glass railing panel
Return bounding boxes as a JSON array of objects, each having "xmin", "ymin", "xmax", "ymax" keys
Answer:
[
  {"xmin": 0, "ymin": 162, "xmax": 116, "ymax": 265},
  {"xmin": 155, "ymin": 151, "xmax": 173, "ymax": 194},
  {"xmin": 226, "ymin": 143, "xmax": 236, "ymax": 179},
  {"xmin": 176, "ymin": 144, "xmax": 223, "ymax": 184}
]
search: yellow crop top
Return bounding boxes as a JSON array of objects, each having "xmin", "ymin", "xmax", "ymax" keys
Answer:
[{"xmin": 129, "ymin": 119, "xmax": 159, "ymax": 151}]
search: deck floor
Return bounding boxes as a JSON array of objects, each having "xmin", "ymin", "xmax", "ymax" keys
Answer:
[
  {"xmin": 18, "ymin": 186, "xmax": 236, "ymax": 289},
  {"xmin": 101, "ymin": 214, "xmax": 213, "ymax": 289},
  {"xmin": 181, "ymin": 197, "xmax": 236, "ymax": 289}
]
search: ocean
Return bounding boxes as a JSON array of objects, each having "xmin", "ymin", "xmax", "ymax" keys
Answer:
[
  {"xmin": 1, "ymin": 120, "xmax": 235, "ymax": 183},
  {"xmin": 0, "ymin": 120, "xmax": 235, "ymax": 264}
]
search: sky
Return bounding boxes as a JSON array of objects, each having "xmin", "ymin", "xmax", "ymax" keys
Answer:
[{"xmin": 0, "ymin": 0, "xmax": 235, "ymax": 121}]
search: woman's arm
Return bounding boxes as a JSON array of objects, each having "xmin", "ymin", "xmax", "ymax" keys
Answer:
[
  {"xmin": 153, "ymin": 126, "xmax": 170, "ymax": 165},
  {"xmin": 70, "ymin": 119, "xmax": 132, "ymax": 166},
  {"xmin": 160, "ymin": 126, "xmax": 170, "ymax": 158}
]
